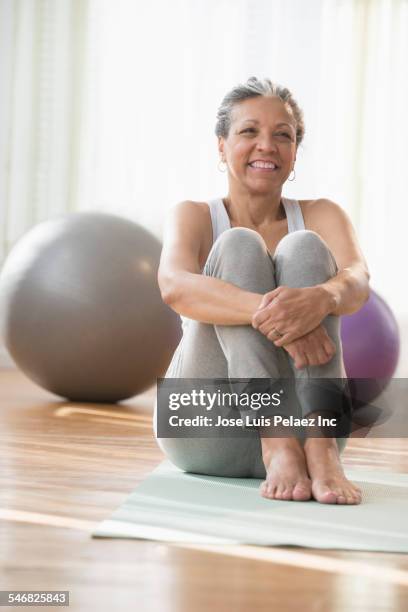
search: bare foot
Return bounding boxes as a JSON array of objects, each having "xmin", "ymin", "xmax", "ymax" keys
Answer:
[
  {"xmin": 260, "ymin": 437, "xmax": 312, "ymax": 501},
  {"xmin": 304, "ymin": 437, "xmax": 362, "ymax": 505}
]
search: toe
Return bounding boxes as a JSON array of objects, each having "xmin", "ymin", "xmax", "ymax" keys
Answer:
[
  {"xmin": 281, "ymin": 487, "xmax": 293, "ymax": 500},
  {"xmin": 316, "ymin": 486, "xmax": 338, "ymax": 504},
  {"xmin": 293, "ymin": 483, "xmax": 311, "ymax": 501},
  {"xmin": 260, "ymin": 480, "xmax": 270, "ymax": 498},
  {"xmin": 351, "ymin": 490, "xmax": 362, "ymax": 504},
  {"xmin": 261, "ymin": 481, "xmax": 278, "ymax": 500},
  {"xmin": 353, "ymin": 487, "xmax": 362, "ymax": 501},
  {"xmin": 275, "ymin": 484, "xmax": 286, "ymax": 499},
  {"xmin": 341, "ymin": 482, "xmax": 362, "ymax": 504}
]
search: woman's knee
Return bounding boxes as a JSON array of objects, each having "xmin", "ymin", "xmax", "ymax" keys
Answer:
[
  {"xmin": 203, "ymin": 227, "xmax": 274, "ymax": 292},
  {"xmin": 207, "ymin": 227, "xmax": 269, "ymax": 267},
  {"xmin": 274, "ymin": 229, "xmax": 337, "ymax": 285},
  {"xmin": 276, "ymin": 228, "xmax": 325, "ymax": 250}
]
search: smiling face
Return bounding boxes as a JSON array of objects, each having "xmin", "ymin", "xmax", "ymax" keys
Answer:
[{"xmin": 218, "ymin": 96, "xmax": 298, "ymax": 195}]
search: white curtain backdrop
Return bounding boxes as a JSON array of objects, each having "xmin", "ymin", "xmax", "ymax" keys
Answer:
[
  {"xmin": 0, "ymin": 0, "xmax": 88, "ymax": 265},
  {"xmin": 315, "ymin": 0, "xmax": 408, "ymax": 318},
  {"xmin": 1, "ymin": 0, "xmax": 407, "ymax": 322}
]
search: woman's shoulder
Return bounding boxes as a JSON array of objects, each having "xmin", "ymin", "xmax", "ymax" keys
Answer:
[
  {"xmin": 298, "ymin": 198, "xmax": 348, "ymax": 231},
  {"xmin": 298, "ymin": 197, "xmax": 338, "ymax": 211},
  {"xmin": 169, "ymin": 200, "xmax": 213, "ymax": 243},
  {"xmin": 172, "ymin": 199, "xmax": 212, "ymax": 218},
  {"xmin": 168, "ymin": 199, "xmax": 213, "ymax": 228}
]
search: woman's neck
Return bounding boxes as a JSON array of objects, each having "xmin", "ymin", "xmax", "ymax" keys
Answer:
[{"xmin": 223, "ymin": 189, "xmax": 284, "ymax": 228}]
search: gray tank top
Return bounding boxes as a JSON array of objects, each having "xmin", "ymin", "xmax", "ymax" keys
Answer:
[
  {"xmin": 180, "ymin": 197, "xmax": 305, "ymax": 332},
  {"xmin": 207, "ymin": 196, "xmax": 305, "ymax": 241}
]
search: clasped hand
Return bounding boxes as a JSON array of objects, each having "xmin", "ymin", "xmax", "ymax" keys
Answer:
[{"xmin": 252, "ymin": 285, "xmax": 335, "ymax": 369}]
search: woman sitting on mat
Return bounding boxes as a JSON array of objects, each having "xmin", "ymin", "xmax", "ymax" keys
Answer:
[{"xmin": 156, "ymin": 77, "xmax": 370, "ymax": 505}]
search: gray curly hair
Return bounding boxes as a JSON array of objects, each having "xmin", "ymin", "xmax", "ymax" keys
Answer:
[{"xmin": 215, "ymin": 77, "xmax": 305, "ymax": 146}]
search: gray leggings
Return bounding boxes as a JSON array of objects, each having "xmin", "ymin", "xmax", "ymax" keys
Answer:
[{"xmin": 154, "ymin": 228, "xmax": 349, "ymax": 478}]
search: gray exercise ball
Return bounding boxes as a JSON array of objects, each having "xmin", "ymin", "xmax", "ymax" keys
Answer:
[{"xmin": 0, "ymin": 212, "xmax": 182, "ymax": 402}]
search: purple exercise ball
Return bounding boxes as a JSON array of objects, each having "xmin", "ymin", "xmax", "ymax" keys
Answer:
[{"xmin": 341, "ymin": 290, "xmax": 400, "ymax": 404}]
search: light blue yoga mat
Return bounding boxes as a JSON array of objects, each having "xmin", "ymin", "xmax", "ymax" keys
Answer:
[{"xmin": 92, "ymin": 461, "xmax": 408, "ymax": 552}]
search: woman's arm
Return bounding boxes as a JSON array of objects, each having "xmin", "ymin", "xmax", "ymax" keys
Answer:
[
  {"xmin": 309, "ymin": 199, "xmax": 370, "ymax": 316},
  {"xmin": 158, "ymin": 201, "xmax": 262, "ymax": 325}
]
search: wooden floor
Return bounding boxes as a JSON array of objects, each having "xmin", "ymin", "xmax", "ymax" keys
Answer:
[{"xmin": 1, "ymin": 369, "xmax": 408, "ymax": 612}]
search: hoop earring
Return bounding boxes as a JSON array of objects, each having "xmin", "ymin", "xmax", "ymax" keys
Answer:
[
  {"xmin": 218, "ymin": 159, "xmax": 227, "ymax": 173},
  {"xmin": 288, "ymin": 168, "xmax": 296, "ymax": 182}
]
